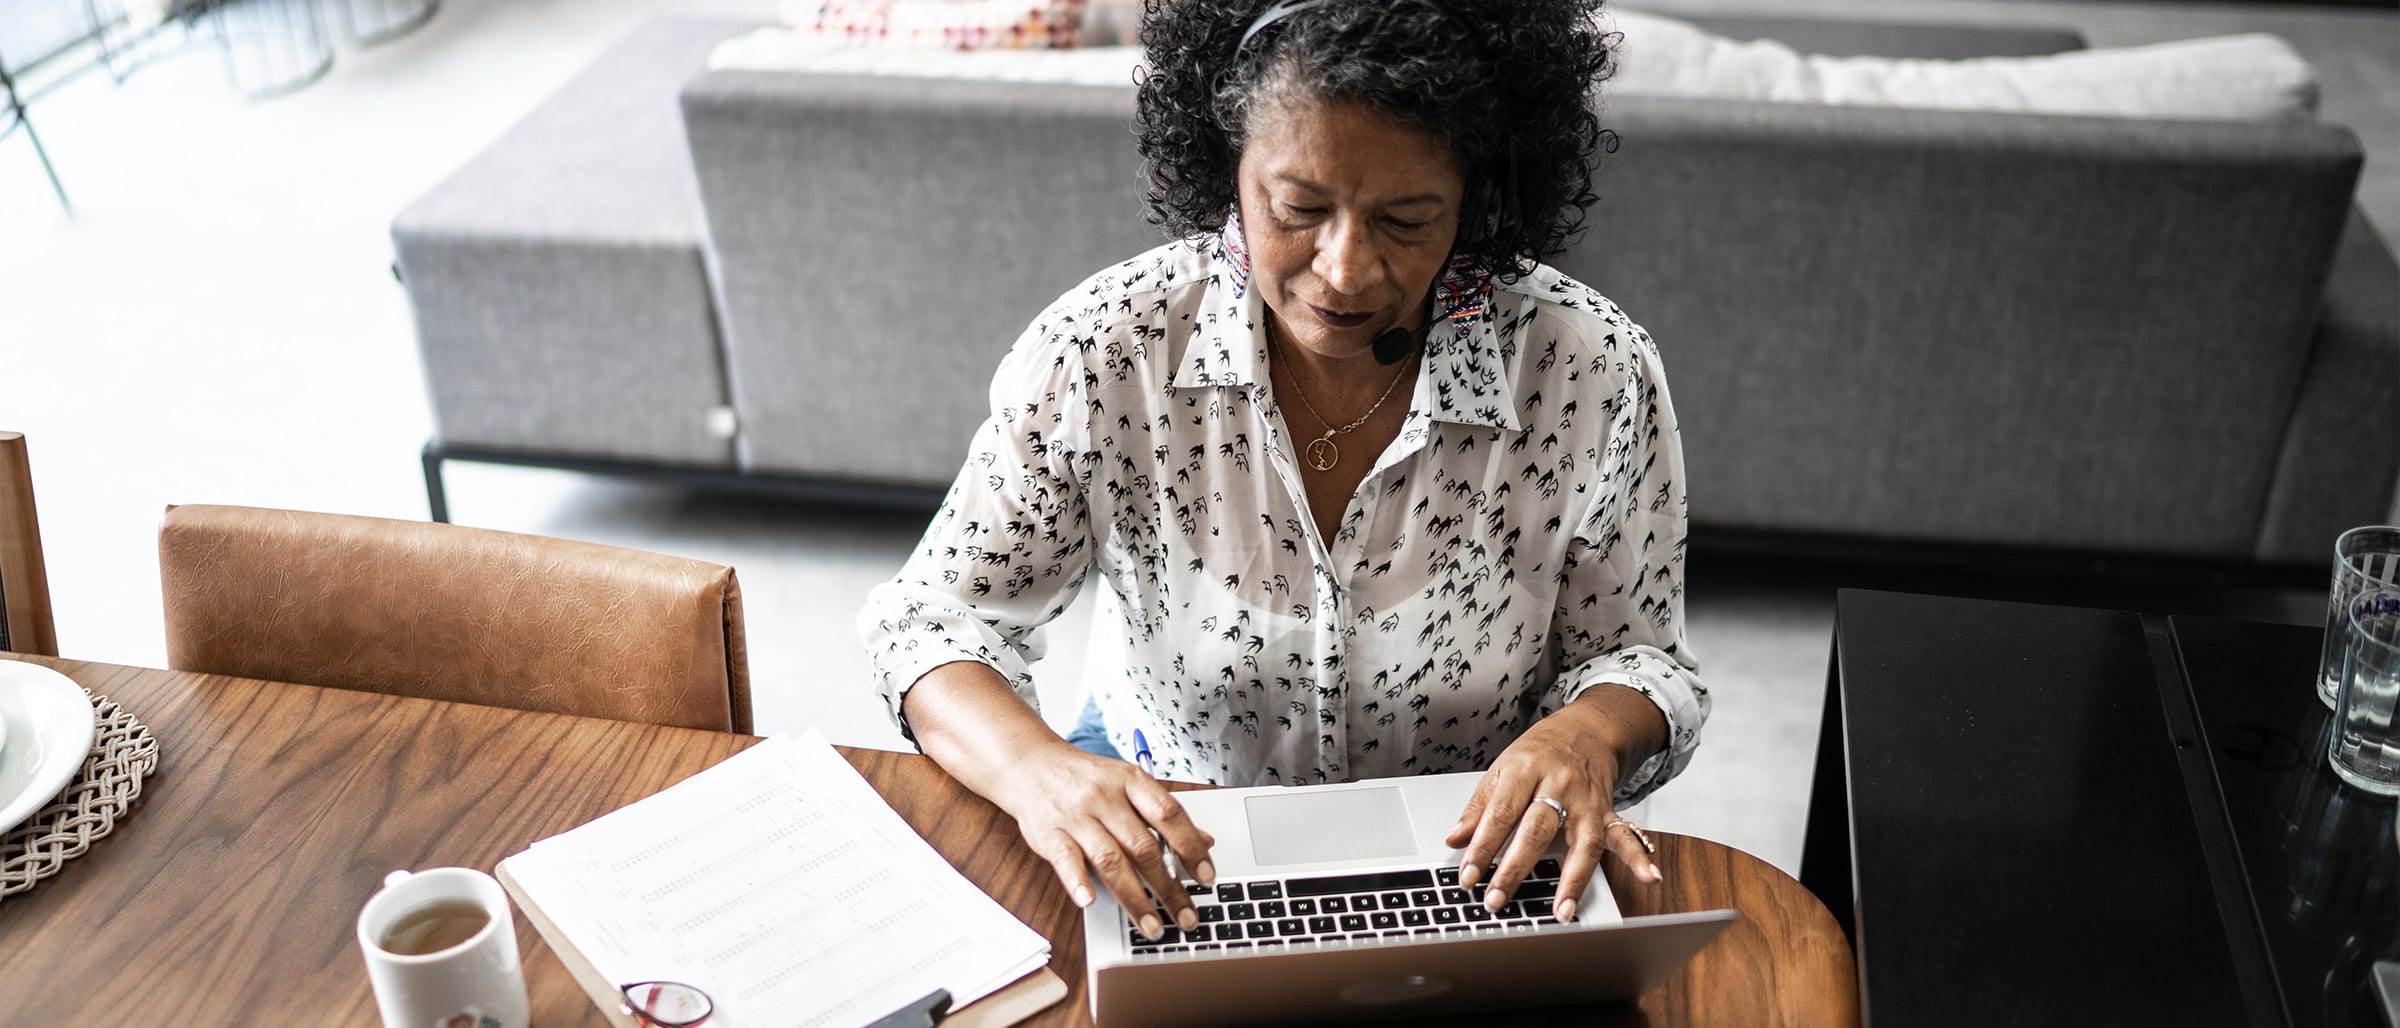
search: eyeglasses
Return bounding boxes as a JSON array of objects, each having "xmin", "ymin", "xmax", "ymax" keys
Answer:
[{"xmin": 619, "ymin": 981, "xmax": 713, "ymax": 1027}]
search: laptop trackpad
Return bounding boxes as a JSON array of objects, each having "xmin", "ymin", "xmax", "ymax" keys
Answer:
[{"xmin": 1244, "ymin": 786, "xmax": 1417, "ymax": 866}]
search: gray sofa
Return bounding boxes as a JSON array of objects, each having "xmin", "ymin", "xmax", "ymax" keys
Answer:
[{"xmin": 394, "ymin": 13, "xmax": 2399, "ymax": 567}]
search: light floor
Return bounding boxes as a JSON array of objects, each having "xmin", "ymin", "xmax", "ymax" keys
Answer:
[{"xmin": 1, "ymin": 0, "xmax": 2376, "ymax": 874}]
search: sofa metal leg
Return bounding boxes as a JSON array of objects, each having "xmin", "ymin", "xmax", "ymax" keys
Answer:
[{"xmin": 421, "ymin": 443, "xmax": 449, "ymax": 523}]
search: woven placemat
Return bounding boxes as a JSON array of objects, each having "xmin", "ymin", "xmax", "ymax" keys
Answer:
[{"xmin": 0, "ymin": 689, "xmax": 159, "ymax": 901}]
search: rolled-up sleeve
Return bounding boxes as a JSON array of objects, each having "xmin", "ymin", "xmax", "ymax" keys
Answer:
[
  {"xmin": 1540, "ymin": 319, "xmax": 1707, "ymax": 806},
  {"xmin": 857, "ymin": 315, "xmax": 1099, "ymax": 734}
]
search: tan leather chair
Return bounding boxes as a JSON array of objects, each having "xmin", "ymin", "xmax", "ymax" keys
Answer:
[
  {"xmin": 159, "ymin": 504, "xmax": 751, "ymax": 733},
  {"xmin": 0, "ymin": 432, "xmax": 57, "ymax": 656}
]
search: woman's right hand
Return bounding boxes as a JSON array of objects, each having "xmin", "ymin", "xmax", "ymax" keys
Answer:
[
  {"xmin": 899, "ymin": 661, "xmax": 1215, "ymax": 940},
  {"xmin": 987, "ymin": 743, "xmax": 1218, "ymax": 940}
]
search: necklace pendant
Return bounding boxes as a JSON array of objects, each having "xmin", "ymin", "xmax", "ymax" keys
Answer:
[{"xmin": 1305, "ymin": 435, "xmax": 1339, "ymax": 472}]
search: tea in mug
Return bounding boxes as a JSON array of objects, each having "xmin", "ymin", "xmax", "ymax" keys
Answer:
[{"xmin": 377, "ymin": 898, "xmax": 492, "ymax": 956}]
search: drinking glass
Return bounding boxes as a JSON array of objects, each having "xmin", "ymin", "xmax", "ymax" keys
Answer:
[
  {"xmin": 2329, "ymin": 590, "xmax": 2400, "ymax": 795},
  {"xmin": 2319, "ymin": 527, "xmax": 2400, "ymax": 707}
]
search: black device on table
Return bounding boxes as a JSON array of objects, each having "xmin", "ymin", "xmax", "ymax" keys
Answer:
[{"xmin": 1806, "ymin": 590, "xmax": 2398, "ymax": 1028}]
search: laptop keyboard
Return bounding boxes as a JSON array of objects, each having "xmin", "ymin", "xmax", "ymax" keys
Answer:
[{"xmin": 1126, "ymin": 859, "xmax": 1569, "ymax": 958}]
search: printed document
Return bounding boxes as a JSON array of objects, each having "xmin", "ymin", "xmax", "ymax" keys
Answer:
[{"xmin": 503, "ymin": 730, "xmax": 1050, "ymax": 1027}]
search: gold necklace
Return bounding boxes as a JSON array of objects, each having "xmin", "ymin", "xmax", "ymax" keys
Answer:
[{"xmin": 1270, "ymin": 329, "xmax": 1416, "ymax": 472}]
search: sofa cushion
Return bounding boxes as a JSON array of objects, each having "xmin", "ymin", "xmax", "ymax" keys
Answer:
[
  {"xmin": 1670, "ymin": 14, "xmax": 2084, "ymax": 61},
  {"xmin": 680, "ymin": 71, "xmax": 1159, "ymax": 483},
  {"xmin": 394, "ymin": 18, "xmax": 756, "ymax": 468},
  {"xmin": 712, "ymin": 30, "xmax": 1141, "ymax": 82},
  {"xmin": 780, "ymin": 0, "xmax": 1087, "ymax": 49},
  {"xmin": 2256, "ymin": 212, "xmax": 2400, "ymax": 561},
  {"xmin": 1608, "ymin": 10, "xmax": 2320, "ymax": 121},
  {"xmin": 397, "ymin": 23, "xmax": 732, "ymax": 246},
  {"xmin": 1080, "ymin": 0, "xmax": 1139, "ymax": 47},
  {"xmin": 1560, "ymin": 95, "xmax": 2361, "ymax": 559}
]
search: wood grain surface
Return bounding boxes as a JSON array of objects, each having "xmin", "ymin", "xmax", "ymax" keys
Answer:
[
  {"xmin": 0, "ymin": 657, "xmax": 753, "ymax": 1026},
  {"xmin": 0, "ymin": 659, "xmax": 1856, "ymax": 1026}
]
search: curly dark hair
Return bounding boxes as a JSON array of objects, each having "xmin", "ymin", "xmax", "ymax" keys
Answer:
[{"xmin": 1135, "ymin": 0, "xmax": 1616, "ymax": 283}]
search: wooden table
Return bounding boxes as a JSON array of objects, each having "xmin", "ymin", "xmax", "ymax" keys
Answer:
[{"xmin": 0, "ymin": 657, "xmax": 1857, "ymax": 1026}]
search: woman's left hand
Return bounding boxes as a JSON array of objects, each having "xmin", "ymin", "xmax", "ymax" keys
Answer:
[{"xmin": 1443, "ymin": 688, "xmax": 1667, "ymax": 923}]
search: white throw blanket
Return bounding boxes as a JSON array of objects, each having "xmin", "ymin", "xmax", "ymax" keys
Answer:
[
  {"xmin": 1603, "ymin": 9, "xmax": 2320, "ymax": 121},
  {"xmin": 710, "ymin": 8, "xmax": 2322, "ymax": 122}
]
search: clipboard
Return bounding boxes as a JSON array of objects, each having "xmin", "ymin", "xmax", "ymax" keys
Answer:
[{"xmin": 498, "ymin": 861, "xmax": 1069, "ymax": 1027}]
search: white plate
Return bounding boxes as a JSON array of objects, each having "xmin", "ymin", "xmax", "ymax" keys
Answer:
[{"xmin": 0, "ymin": 659, "xmax": 98, "ymax": 835}]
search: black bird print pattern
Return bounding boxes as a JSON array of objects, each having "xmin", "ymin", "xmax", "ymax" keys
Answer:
[{"xmin": 861, "ymin": 236, "xmax": 1707, "ymax": 804}]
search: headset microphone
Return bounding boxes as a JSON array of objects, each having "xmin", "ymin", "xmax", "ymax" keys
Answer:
[{"xmin": 1372, "ymin": 325, "xmax": 1421, "ymax": 366}]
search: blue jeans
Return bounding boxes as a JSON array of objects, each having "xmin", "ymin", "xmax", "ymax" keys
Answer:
[{"xmin": 1064, "ymin": 695, "xmax": 1123, "ymax": 761}]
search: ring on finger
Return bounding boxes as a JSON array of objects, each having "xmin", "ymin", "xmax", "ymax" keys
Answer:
[
  {"xmin": 1531, "ymin": 796, "xmax": 1568, "ymax": 832},
  {"xmin": 1603, "ymin": 816, "xmax": 1657, "ymax": 856}
]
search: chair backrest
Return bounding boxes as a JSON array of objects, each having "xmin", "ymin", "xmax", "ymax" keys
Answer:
[
  {"xmin": 158, "ymin": 504, "xmax": 751, "ymax": 733},
  {"xmin": 0, "ymin": 432, "xmax": 56, "ymax": 656}
]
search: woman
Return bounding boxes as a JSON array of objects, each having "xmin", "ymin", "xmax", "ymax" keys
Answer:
[{"xmin": 859, "ymin": 0, "xmax": 1704, "ymax": 943}]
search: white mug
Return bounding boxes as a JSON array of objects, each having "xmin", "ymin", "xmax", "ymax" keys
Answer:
[{"xmin": 356, "ymin": 867, "xmax": 530, "ymax": 1028}]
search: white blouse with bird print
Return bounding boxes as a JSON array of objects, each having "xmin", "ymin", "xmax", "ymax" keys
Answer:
[{"xmin": 859, "ymin": 232, "xmax": 1707, "ymax": 804}]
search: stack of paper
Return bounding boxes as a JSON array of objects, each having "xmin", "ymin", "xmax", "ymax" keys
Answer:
[{"xmin": 503, "ymin": 731, "xmax": 1050, "ymax": 1027}]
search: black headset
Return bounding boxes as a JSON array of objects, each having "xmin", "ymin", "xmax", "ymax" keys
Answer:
[{"xmin": 1238, "ymin": 0, "xmax": 1516, "ymax": 364}]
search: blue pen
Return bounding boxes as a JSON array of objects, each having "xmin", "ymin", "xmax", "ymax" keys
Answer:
[
  {"xmin": 1132, "ymin": 728, "xmax": 1190, "ymax": 882},
  {"xmin": 1132, "ymin": 729, "xmax": 1157, "ymax": 776}
]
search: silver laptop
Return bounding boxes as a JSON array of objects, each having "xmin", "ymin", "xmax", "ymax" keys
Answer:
[{"xmin": 1081, "ymin": 771, "xmax": 1737, "ymax": 1027}]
